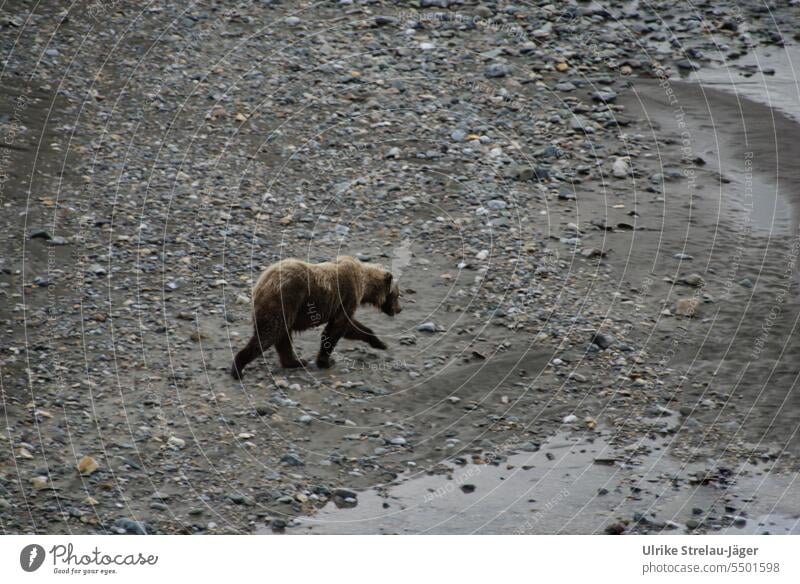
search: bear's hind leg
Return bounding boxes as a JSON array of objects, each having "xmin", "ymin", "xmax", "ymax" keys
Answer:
[
  {"xmin": 232, "ymin": 313, "xmax": 282, "ymax": 379},
  {"xmin": 231, "ymin": 335, "xmax": 266, "ymax": 379},
  {"xmin": 276, "ymin": 334, "xmax": 307, "ymax": 368}
]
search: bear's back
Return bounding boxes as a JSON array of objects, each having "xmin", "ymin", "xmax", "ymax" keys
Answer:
[{"xmin": 253, "ymin": 257, "xmax": 364, "ymax": 311}]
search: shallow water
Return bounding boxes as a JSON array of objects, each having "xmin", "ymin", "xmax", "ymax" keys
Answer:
[
  {"xmin": 691, "ymin": 44, "xmax": 800, "ymax": 125},
  {"xmin": 682, "ymin": 45, "xmax": 800, "ymax": 233},
  {"xmin": 276, "ymin": 431, "xmax": 623, "ymax": 535},
  {"xmin": 272, "ymin": 430, "xmax": 800, "ymax": 535}
]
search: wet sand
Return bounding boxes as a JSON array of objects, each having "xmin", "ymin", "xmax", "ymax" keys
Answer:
[
  {"xmin": 616, "ymin": 78, "xmax": 800, "ymax": 452},
  {"xmin": 277, "ymin": 75, "xmax": 800, "ymax": 534}
]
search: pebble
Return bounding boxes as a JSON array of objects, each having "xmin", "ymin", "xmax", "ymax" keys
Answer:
[
  {"xmin": 605, "ymin": 523, "xmax": 626, "ymax": 535},
  {"xmin": 167, "ymin": 435, "xmax": 186, "ymax": 450},
  {"xmin": 31, "ymin": 476, "xmax": 49, "ymax": 490},
  {"xmin": 676, "ymin": 298, "xmax": 700, "ymax": 317},
  {"xmin": 77, "ymin": 455, "xmax": 100, "ymax": 476},
  {"xmin": 113, "ymin": 518, "xmax": 148, "ymax": 535},
  {"xmin": 592, "ymin": 89, "xmax": 618, "ymax": 103},
  {"xmin": 680, "ymin": 273, "xmax": 705, "ymax": 287},
  {"xmin": 229, "ymin": 493, "xmax": 254, "ymax": 506},
  {"xmin": 29, "ymin": 229, "xmax": 52, "ymax": 240},
  {"xmin": 591, "ymin": 332, "xmax": 614, "ymax": 350},
  {"xmin": 334, "ymin": 488, "xmax": 357, "ymax": 500},
  {"xmin": 374, "ymin": 16, "xmax": 398, "ymax": 27},
  {"xmin": 485, "ymin": 63, "xmax": 511, "ymax": 78},
  {"xmin": 612, "ymin": 157, "xmax": 631, "ymax": 178},
  {"xmin": 533, "ymin": 22, "xmax": 552, "ymax": 39},
  {"xmin": 581, "ymin": 247, "xmax": 605, "ymax": 258},
  {"xmin": 281, "ymin": 453, "xmax": 305, "ymax": 466}
]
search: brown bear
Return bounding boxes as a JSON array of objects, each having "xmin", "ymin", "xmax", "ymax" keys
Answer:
[{"xmin": 231, "ymin": 256, "xmax": 401, "ymax": 379}]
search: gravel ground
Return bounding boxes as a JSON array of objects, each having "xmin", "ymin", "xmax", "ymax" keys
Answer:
[{"xmin": 2, "ymin": 0, "xmax": 799, "ymax": 534}]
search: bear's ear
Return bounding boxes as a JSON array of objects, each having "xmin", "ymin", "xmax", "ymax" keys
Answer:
[{"xmin": 384, "ymin": 271, "xmax": 393, "ymax": 289}]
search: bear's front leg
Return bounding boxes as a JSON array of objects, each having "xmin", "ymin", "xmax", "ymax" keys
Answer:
[{"xmin": 317, "ymin": 319, "xmax": 346, "ymax": 368}]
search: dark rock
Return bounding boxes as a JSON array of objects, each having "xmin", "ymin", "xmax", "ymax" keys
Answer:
[
  {"xmin": 281, "ymin": 453, "xmax": 304, "ymax": 466},
  {"xmin": 604, "ymin": 522, "xmax": 626, "ymax": 535},
  {"xmin": 30, "ymin": 229, "xmax": 52, "ymax": 240},
  {"xmin": 416, "ymin": 322, "xmax": 438, "ymax": 333},
  {"xmin": 256, "ymin": 405, "xmax": 277, "ymax": 417},
  {"xmin": 229, "ymin": 493, "xmax": 255, "ymax": 506},
  {"xmin": 333, "ymin": 488, "xmax": 357, "ymax": 500},
  {"xmin": 374, "ymin": 16, "xmax": 398, "ymax": 27},
  {"xmin": 591, "ymin": 332, "xmax": 614, "ymax": 350}
]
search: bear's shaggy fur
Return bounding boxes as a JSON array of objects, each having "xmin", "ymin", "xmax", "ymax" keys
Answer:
[{"xmin": 231, "ymin": 256, "xmax": 401, "ymax": 378}]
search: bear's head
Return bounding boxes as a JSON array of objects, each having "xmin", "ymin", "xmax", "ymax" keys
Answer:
[{"xmin": 380, "ymin": 273, "xmax": 402, "ymax": 316}]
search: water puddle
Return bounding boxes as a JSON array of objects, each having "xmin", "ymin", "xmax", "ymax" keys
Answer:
[
  {"xmin": 280, "ymin": 431, "xmax": 622, "ymax": 535},
  {"xmin": 691, "ymin": 44, "xmax": 800, "ymax": 125},
  {"xmin": 265, "ymin": 429, "xmax": 800, "ymax": 534},
  {"xmin": 686, "ymin": 44, "xmax": 800, "ymax": 232}
]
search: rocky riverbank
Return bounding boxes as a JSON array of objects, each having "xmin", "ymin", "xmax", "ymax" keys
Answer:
[{"xmin": 1, "ymin": 0, "xmax": 799, "ymax": 534}]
